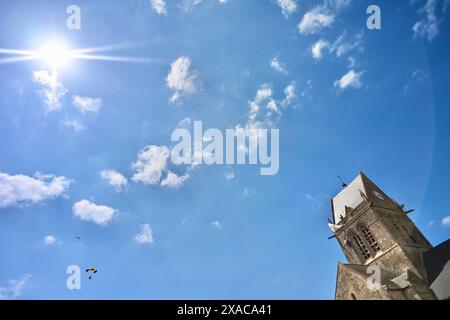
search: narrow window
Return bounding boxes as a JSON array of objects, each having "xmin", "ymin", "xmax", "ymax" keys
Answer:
[
  {"xmin": 360, "ymin": 225, "xmax": 381, "ymax": 253},
  {"xmin": 353, "ymin": 233, "xmax": 372, "ymax": 260}
]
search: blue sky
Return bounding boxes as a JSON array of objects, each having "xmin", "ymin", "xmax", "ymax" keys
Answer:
[{"xmin": 0, "ymin": 0, "xmax": 449, "ymax": 299}]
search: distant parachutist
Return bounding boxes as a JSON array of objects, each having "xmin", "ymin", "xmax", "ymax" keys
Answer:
[{"xmin": 86, "ymin": 268, "xmax": 97, "ymax": 279}]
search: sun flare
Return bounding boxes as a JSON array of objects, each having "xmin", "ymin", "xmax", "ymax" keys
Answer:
[{"xmin": 37, "ymin": 41, "xmax": 72, "ymax": 68}]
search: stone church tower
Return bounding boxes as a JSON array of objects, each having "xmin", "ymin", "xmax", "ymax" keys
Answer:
[{"xmin": 330, "ymin": 172, "xmax": 449, "ymax": 300}]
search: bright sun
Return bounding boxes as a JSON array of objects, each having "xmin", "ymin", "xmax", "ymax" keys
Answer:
[{"xmin": 37, "ymin": 41, "xmax": 72, "ymax": 68}]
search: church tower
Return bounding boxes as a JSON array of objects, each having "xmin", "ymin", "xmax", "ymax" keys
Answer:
[{"xmin": 330, "ymin": 172, "xmax": 438, "ymax": 300}]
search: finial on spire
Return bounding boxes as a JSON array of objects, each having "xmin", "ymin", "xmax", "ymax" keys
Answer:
[{"xmin": 337, "ymin": 175, "xmax": 348, "ymax": 188}]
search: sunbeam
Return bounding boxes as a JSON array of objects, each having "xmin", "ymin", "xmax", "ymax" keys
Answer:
[
  {"xmin": 0, "ymin": 56, "xmax": 36, "ymax": 64},
  {"xmin": 72, "ymin": 54, "xmax": 155, "ymax": 63},
  {"xmin": 0, "ymin": 42, "xmax": 154, "ymax": 67},
  {"xmin": 0, "ymin": 48, "xmax": 37, "ymax": 56}
]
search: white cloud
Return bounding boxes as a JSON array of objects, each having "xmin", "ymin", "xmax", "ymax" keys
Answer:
[
  {"xmin": 298, "ymin": 1, "xmax": 352, "ymax": 35},
  {"xmin": 243, "ymin": 187, "xmax": 256, "ymax": 197},
  {"xmin": 134, "ymin": 224, "xmax": 154, "ymax": 244},
  {"xmin": 151, "ymin": 0, "xmax": 167, "ymax": 14},
  {"xmin": 211, "ymin": 221, "xmax": 222, "ymax": 229},
  {"xmin": 255, "ymin": 84, "xmax": 273, "ymax": 103},
  {"xmin": 180, "ymin": 0, "xmax": 204, "ymax": 11},
  {"xmin": 63, "ymin": 120, "xmax": 84, "ymax": 132},
  {"xmin": 267, "ymin": 99, "xmax": 280, "ymax": 115},
  {"xmin": 132, "ymin": 145, "xmax": 171, "ymax": 185},
  {"xmin": 33, "ymin": 70, "xmax": 58, "ymax": 87},
  {"xmin": 72, "ymin": 95, "xmax": 102, "ymax": 113},
  {"xmin": 160, "ymin": 171, "xmax": 190, "ymax": 188},
  {"xmin": 225, "ymin": 171, "xmax": 235, "ymax": 180},
  {"xmin": 298, "ymin": 7, "xmax": 334, "ymax": 34},
  {"xmin": 0, "ymin": 274, "xmax": 31, "ymax": 300},
  {"xmin": 132, "ymin": 145, "xmax": 191, "ymax": 188},
  {"xmin": 177, "ymin": 117, "xmax": 192, "ymax": 128},
  {"xmin": 101, "ymin": 170, "xmax": 128, "ymax": 191},
  {"xmin": 334, "ymin": 69, "xmax": 363, "ymax": 90},
  {"xmin": 311, "ymin": 32, "xmax": 363, "ymax": 62},
  {"xmin": 331, "ymin": 0, "xmax": 352, "ymax": 10},
  {"xmin": 301, "ymin": 79, "xmax": 313, "ymax": 98},
  {"xmin": 403, "ymin": 68, "xmax": 426, "ymax": 92},
  {"xmin": 179, "ymin": 0, "xmax": 227, "ymax": 11},
  {"xmin": 248, "ymin": 84, "xmax": 273, "ymax": 123},
  {"xmin": 442, "ymin": 216, "xmax": 450, "ymax": 226},
  {"xmin": 73, "ymin": 200, "xmax": 117, "ymax": 225},
  {"xmin": 42, "ymin": 90, "xmax": 67, "ymax": 112},
  {"xmin": 348, "ymin": 56, "xmax": 357, "ymax": 68},
  {"xmin": 166, "ymin": 56, "xmax": 200, "ymax": 102},
  {"xmin": 44, "ymin": 235, "xmax": 57, "ymax": 245},
  {"xmin": 0, "ymin": 172, "xmax": 71, "ymax": 208},
  {"xmin": 282, "ymin": 82, "xmax": 296, "ymax": 106},
  {"xmin": 311, "ymin": 39, "xmax": 329, "ymax": 60},
  {"xmin": 246, "ymin": 81, "xmax": 297, "ymax": 129},
  {"xmin": 276, "ymin": 0, "xmax": 298, "ymax": 18},
  {"xmin": 270, "ymin": 58, "xmax": 288, "ymax": 74},
  {"xmin": 412, "ymin": 0, "xmax": 441, "ymax": 41},
  {"xmin": 33, "ymin": 70, "xmax": 67, "ymax": 112},
  {"xmin": 329, "ymin": 32, "xmax": 364, "ymax": 58},
  {"xmin": 305, "ymin": 192, "xmax": 332, "ymax": 216}
]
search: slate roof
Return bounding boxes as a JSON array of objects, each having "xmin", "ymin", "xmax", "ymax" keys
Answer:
[{"xmin": 423, "ymin": 239, "xmax": 450, "ymax": 285}]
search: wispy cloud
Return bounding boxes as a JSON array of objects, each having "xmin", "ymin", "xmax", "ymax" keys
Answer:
[
  {"xmin": 276, "ymin": 0, "xmax": 298, "ymax": 18},
  {"xmin": 298, "ymin": 6, "xmax": 334, "ymax": 34},
  {"xmin": 412, "ymin": 0, "xmax": 442, "ymax": 41},
  {"xmin": 72, "ymin": 95, "xmax": 102, "ymax": 113},
  {"xmin": 134, "ymin": 224, "xmax": 154, "ymax": 244},
  {"xmin": 63, "ymin": 120, "xmax": 84, "ymax": 132},
  {"xmin": 298, "ymin": 0, "xmax": 352, "ymax": 35},
  {"xmin": 211, "ymin": 221, "xmax": 222, "ymax": 229},
  {"xmin": 179, "ymin": 0, "xmax": 204, "ymax": 12},
  {"xmin": 0, "ymin": 274, "xmax": 31, "ymax": 300},
  {"xmin": 73, "ymin": 200, "xmax": 117, "ymax": 225},
  {"xmin": 179, "ymin": 0, "xmax": 227, "ymax": 12},
  {"xmin": 329, "ymin": 31, "xmax": 364, "ymax": 57},
  {"xmin": 33, "ymin": 70, "xmax": 67, "ymax": 112},
  {"xmin": 282, "ymin": 82, "xmax": 296, "ymax": 106},
  {"xmin": 166, "ymin": 56, "xmax": 200, "ymax": 103},
  {"xmin": 33, "ymin": 70, "xmax": 58, "ymax": 87},
  {"xmin": 305, "ymin": 193, "xmax": 330, "ymax": 215},
  {"xmin": 225, "ymin": 171, "xmax": 235, "ymax": 180},
  {"xmin": 160, "ymin": 171, "xmax": 190, "ymax": 188},
  {"xmin": 177, "ymin": 117, "xmax": 192, "ymax": 128},
  {"xmin": 311, "ymin": 32, "xmax": 363, "ymax": 61},
  {"xmin": 403, "ymin": 68, "xmax": 427, "ymax": 92},
  {"xmin": 0, "ymin": 172, "xmax": 72, "ymax": 208},
  {"xmin": 311, "ymin": 39, "xmax": 329, "ymax": 60},
  {"xmin": 270, "ymin": 58, "xmax": 288, "ymax": 75},
  {"xmin": 334, "ymin": 69, "xmax": 364, "ymax": 90},
  {"xmin": 150, "ymin": 0, "xmax": 167, "ymax": 15},
  {"xmin": 243, "ymin": 187, "xmax": 256, "ymax": 197}
]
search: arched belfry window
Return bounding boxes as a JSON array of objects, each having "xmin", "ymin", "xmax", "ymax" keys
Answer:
[
  {"xmin": 358, "ymin": 223, "xmax": 381, "ymax": 254},
  {"xmin": 348, "ymin": 230, "xmax": 372, "ymax": 261}
]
